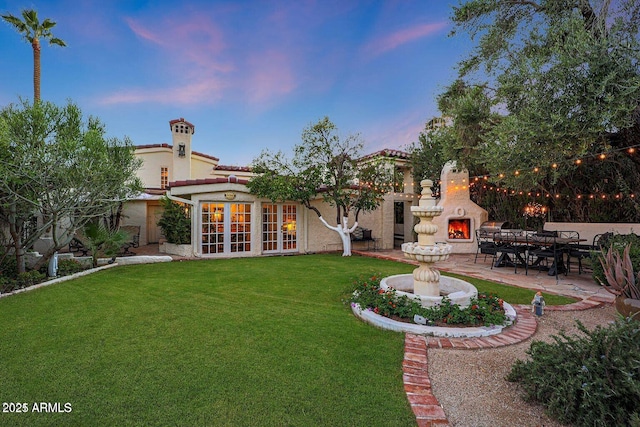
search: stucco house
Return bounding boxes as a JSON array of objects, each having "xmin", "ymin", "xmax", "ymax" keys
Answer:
[{"xmin": 121, "ymin": 118, "xmax": 417, "ymax": 258}]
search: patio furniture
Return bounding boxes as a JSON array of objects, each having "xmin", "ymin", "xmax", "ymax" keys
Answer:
[
  {"xmin": 68, "ymin": 231, "xmax": 90, "ymax": 256},
  {"xmin": 526, "ymin": 231, "xmax": 585, "ymax": 279},
  {"xmin": 567, "ymin": 232, "xmax": 613, "ymax": 274},
  {"xmin": 120, "ymin": 225, "xmax": 141, "ymax": 256},
  {"xmin": 351, "ymin": 226, "xmax": 378, "ymax": 250},
  {"xmin": 474, "ymin": 230, "xmax": 498, "ymax": 263},
  {"xmin": 492, "ymin": 231, "xmax": 528, "ymax": 274}
]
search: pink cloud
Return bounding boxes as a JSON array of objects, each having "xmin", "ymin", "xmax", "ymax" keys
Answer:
[
  {"xmin": 364, "ymin": 21, "xmax": 449, "ymax": 57},
  {"xmin": 243, "ymin": 50, "xmax": 298, "ymax": 105},
  {"xmin": 96, "ymin": 14, "xmax": 233, "ymax": 105},
  {"xmin": 125, "ymin": 18, "xmax": 166, "ymax": 46},
  {"xmin": 99, "ymin": 78, "xmax": 225, "ymax": 106}
]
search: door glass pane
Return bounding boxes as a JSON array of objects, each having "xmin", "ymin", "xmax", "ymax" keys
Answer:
[
  {"xmin": 262, "ymin": 204, "xmax": 277, "ymax": 252},
  {"xmin": 282, "ymin": 204, "xmax": 297, "ymax": 251},
  {"xmin": 230, "ymin": 203, "xmax": 251, "ymax": 253},
  {"xmin": 201, "ymin": 203, "xmax": 224, "ymax": 254}
]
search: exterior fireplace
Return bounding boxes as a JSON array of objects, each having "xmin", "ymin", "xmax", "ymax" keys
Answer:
[
  {"xmin": 448, "ymin": 218, "xmax": 471, "ymax": 240},
  {"xmin": 431, "ymin": 161, "xmax": 488, "ymax": 253}
]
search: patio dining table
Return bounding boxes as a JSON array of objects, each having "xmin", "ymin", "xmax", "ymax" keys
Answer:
[{"xmin": 493, "ymin": 234, "xmax": 587, "ymax": 276}]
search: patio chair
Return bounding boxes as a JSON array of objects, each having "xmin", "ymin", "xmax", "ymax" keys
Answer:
[
  {"xmin": 120, "ymin": 225, "xmax": 141, "ymax": 256},
  {"xmin": 563, "ymin": 231, "xmax": 589, "ymax": 274},
  {"xmin": 491, "ymin": 231, "xmax": 528, "ymax": 274},
  {"xmin": 527, "ymin": 233, "xmax": 563, "ymax": 279},
  {"xmin": 567, "ymin": 232, "xmax": 613, "ymax": 274},
  {"xmin": 68, "ymin": 231, "xmax": 90, "ymax": 256},
  {"xmin": 474, "ymin": 230, "xmax": 498, "ymax": 263}
]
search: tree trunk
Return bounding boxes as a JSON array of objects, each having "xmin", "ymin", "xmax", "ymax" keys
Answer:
[
  {"xmin": 8, "ymin": 203, "xmax": 26, "ymax": 274},
  {"xmin": 318, "ymin": 216, "xmax": 357, "ymax": 256},
  {"xmin": 32, "ymin": 38, "xmax": 41, "ymax": 101}
]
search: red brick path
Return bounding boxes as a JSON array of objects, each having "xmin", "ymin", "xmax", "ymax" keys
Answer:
[{"xmin": 401, "ymin": 298, "xmax": 606, "ymax": 426}]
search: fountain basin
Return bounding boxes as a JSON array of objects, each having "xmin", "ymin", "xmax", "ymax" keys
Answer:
[
  {"xmin": 381, "ymin": 274, "xmax": 477, "ymax": 307},
  {"xmin": 401, "ymin": 242, "xmax": 452, "ymax": 264},
  {"xmin": 350, "ymin": 301, "xmax": 516, "ymax": 337}
]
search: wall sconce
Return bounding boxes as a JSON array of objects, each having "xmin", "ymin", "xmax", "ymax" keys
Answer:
[{"xmin": 178, "ymin": 143, "xmax": 186, "ymax": 157}]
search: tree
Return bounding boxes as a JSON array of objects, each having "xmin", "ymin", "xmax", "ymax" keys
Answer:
[
  {"xmin": 436, "ymin": 0, "xmax": 640, "ymax": 221},
  {"xmin": 0, "ymin": 99, "xmax": 142, "ymax": 273},
  {"xmin": 409, "ymin": 124, "xmax": 450, "ymax": 195},
  {"xmin": 2, "ymin": 8, "xmax": 66, "ymax": 101},
  {"xmin": 247, "ymin": 117, "xmax": 394, "ymax": 256}
]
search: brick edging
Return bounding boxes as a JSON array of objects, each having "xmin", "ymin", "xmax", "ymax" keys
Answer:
[{"xmin": 404, "ymin": 334, "xmax": 449, "ymax": 426}]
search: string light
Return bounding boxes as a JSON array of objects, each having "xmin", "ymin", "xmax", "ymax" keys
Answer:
[
  {"xmin": 470, "ymin": 143, "xmax": 640, "ymax": 182},
  {"xmin": 456, "ymin": 143, "xmax": 640, "ymax": 203}
]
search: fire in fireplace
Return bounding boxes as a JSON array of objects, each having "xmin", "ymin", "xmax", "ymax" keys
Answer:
[{"xmin": 448, "ymin": 219, "xmax": 471, "ymax": 240}]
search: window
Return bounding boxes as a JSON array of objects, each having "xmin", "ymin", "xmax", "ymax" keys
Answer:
[{"xmin": 160, "ymin": 167, "xmax": 169, "ymax": 189}]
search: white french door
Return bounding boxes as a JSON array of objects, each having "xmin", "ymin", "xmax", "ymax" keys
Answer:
[
  {"xmin": 262, "ymin": 203, "xmax": 297, "ymax": 253},
  {"xmin": 201, "ymin": 202, "xmax": 252, "ymax": 255}
]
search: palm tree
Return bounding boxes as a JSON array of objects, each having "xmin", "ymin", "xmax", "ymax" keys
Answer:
[{"xmin": 2, "ymin": 8, "xmax": 66, "ymax": 101}]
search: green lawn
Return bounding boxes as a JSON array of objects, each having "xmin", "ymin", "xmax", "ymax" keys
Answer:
[{"xmin": 0, "ymin": 254, "xmax": 575, "ymax": 426}]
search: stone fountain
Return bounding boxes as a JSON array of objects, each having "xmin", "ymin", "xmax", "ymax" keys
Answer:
[
  {"xmin": 380, "ymin": 179, "xmax": 478, "ymax": 307},
  {"xmin": 351, "ymin": 179, "xmax": 516, "ymax": 336}
]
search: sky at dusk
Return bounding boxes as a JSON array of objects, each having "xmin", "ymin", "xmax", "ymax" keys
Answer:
[{"xmin": 0, "ymin": 0, "xmax": 471, "ymax": 166}]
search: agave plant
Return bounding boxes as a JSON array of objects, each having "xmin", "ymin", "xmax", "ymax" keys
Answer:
[{"xmin": 597, "ymin": 244, "xmax": 640, "ymax": 300}]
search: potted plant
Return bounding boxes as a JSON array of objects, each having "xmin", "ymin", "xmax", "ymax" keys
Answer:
[{"xmin": 597, "ymin": 243, "xmax": 640, "ymax": 319}]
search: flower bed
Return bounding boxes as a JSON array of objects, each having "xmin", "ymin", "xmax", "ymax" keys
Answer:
[{"xmin": 348, "ymin": 274, "xmax": 507, "ymax": 327}]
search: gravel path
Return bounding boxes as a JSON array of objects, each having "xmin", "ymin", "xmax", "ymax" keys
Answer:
[{"xmin": 427, "ymin": 304, "xmax": 617, "ymax": 427}]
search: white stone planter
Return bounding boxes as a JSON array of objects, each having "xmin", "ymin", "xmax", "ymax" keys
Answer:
[
  {"xmin": 350, "ymin": 302, "xmax": 516, "ymax": 338},
  {"xmin": 160, "ymin": 243, "xmax": 194, "ymax": 257}
]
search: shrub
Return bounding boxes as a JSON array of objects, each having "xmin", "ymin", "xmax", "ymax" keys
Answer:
[
  {"xmin": 16, "ymin": 270, "xmax": 46, "ymax": 288},
  {"xmin": 0, "ymin": 276, "xmax": 11, "ymax": 294},
  {"xmin": 0, "ymin": 254, "xmax": 18, "ymax": 280},
  {"xmin": 348, "ymin": 274, "xmax": 507, "ymax": 326},
  {"xmin": 157, "ymin": 196, "xmax": 191, "ymax": 244},
  {"xmin": 507, "ymin": 318, "xmax": 640, "ymax": 426},
  {"xmin": 57, "ymin": 259, "xmax": 86, "ymax": 276}
]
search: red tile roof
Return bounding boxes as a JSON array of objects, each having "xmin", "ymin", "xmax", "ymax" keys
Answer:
[
  {"xmin": 134, "ymin": 144, "xmax": 219, "ymax": 161},
  {"xmin": 169, "ymin": 117, "xmax": 195, "ymax": 131},
  {"xmin": 359, "ymin": 148, "xmax": 410, "ymax": 161},
  {"xmin": 169, "ymin": 176, "xmax": 249, "ymax": 187},
  {"xmin": 215, "ymin": 165, "xmax": 252, "ymax": 172}
]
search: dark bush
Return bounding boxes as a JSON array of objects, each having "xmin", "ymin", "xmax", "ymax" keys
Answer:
[
  {"xmin": 507, "ymin": 318, "xmax": 640, "ymax": 426},
  {"xmin": 57, "ymin": 259, "xmax": 86, "ymax": 276},
  {"xmin": 0, "ymin": 255, "xmax": 18, "ymax": 280},
  {"xmin": 16, "ymin": 270, "xmax": 46, "ymax": 288}
]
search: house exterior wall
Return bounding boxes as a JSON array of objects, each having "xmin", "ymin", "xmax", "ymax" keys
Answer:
[
  {"xmin": 121, "ymin": 199, "xmax": 152, "ymax": 246},
  {"xmin": 192, "ymin": 157, "xmax": 216, "ymax": 178},
  {"xmin": 136, "ymin": 148, "xmax": 173, "ymax": 189},
  {"xmin": 544, "ymin": 222, "xmax": 640, "ymax": 245}
]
